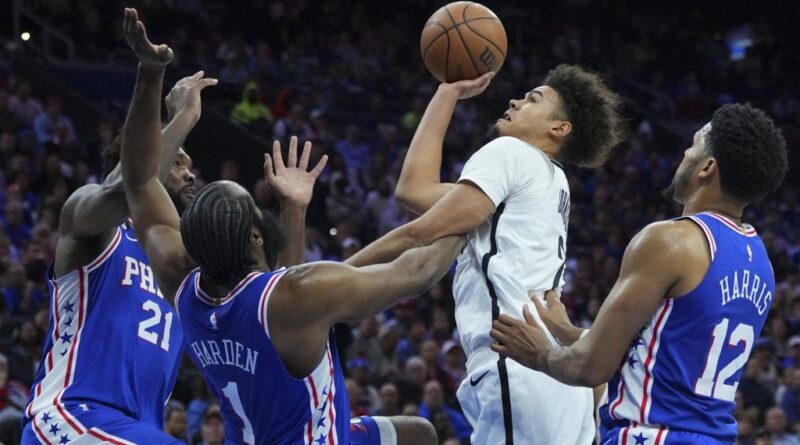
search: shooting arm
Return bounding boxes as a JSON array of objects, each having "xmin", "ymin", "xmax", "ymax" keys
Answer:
[
  {"xmin": 346, "ymin": 182, "xmax": 493, "ymax": 267},
  {"xmin": 158, "ymin": 108, "xmax": 199, "ymax": 183}
]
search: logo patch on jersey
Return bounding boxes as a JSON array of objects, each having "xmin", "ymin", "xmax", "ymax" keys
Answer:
[
  {"xmin": 125, "ymin": 231, "xmax": 138, "ymax": 242},
  {"xmin": 210, "ymin": 312, "xmax": 218, "ymax": 330},
  {"xmin": 747, "ymin": 244, "xmax": 753, "ymax": 263},
  {"xmin": 470, "ymin": 370, "xmax": 490, "ymax": 386}
]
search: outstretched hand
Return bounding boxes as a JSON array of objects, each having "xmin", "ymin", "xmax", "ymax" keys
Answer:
[
  {"xmin": 124, "ymin": 7, "xmax": 173, "ymax": 67},
  {"xmin": 490, "ymin": 304, "xmax": 552, "ymax": 371},
  {"xmin": 165, "ymin": 71, "xmax": 218, "ymax": 121},
  {"xmin": 264, "ymin": 136, "xmax": 328, "ymax": 208},
  {"xmin": 442, "ymin": 71, "xmax": 495, "ymax": 100}
]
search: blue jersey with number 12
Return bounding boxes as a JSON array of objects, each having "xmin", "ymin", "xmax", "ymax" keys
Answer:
[
  {"xmin": 177, "ymin": 268, "xmax": 350, "ymax": 445},
  {"xmin": 600, "ymin": 212, "xmax": 775, "ymax": 444}
]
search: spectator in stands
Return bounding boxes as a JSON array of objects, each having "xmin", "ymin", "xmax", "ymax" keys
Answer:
[
  {"xmin": 348, "ymin": 358, "xmax": 379, "ymax": 416},
  {"xmin": 272, "ymin": 103, "xmax": 312, "ymax": 145},
  {"xmin": 231, "ymin": 81, "xmax": 273, "ymax": 134},
  {"xmin": 741, "ymin": 359, "xmax": 778, "ymax": 419},
  {"xmin": 0, "ymin": 352, "xmax": 26, "ymax": 445},
  {"xmin": 2, "ymin": 200, "xmax": 31, "ymax": 248},
  {"xmin": 335, "ymin": 124, "xmax": 373, "ymax": 172},
  {"xmin": 165, "ymin": 400, "xmax": 189, "ymax": 443},
  {"xmin": 418, "ymin": 380, "xmax": 471, "ymax": 443},
  {"xmin": 396, "ymin": 319, "xmax": 428, "ymax": 367},
  {"xmin": 348, "ymin": 317, "xmax": 383, "ymax": 379},
  {"xmin": 766, "ymin": 406, "xmax": 800, "ymax": 445},
  {"xmin": 196, "ymin": 404, "xmax": 224, "ymax": 445},
  {"xmin": 33, "ymin": 96, "xmax": 77, "ymax": 148},
  {"xmin": 441, "ymin": 340, "xmax": 466, "ymax": 397},
  {"xmin": 0, "ymin": 90, "xmax": 21, "ymax": 133},
  {"xmin": 375, "ymin": 382, "xmax": 401, "ymax": 417},
  {"xmin": 781, "ymin": 368, "xmax": 800, "ymax": 428},
  {"xmin": 7, "ymin": 81, "xmax": 42, "ymax": 126},
  {"xmin": 8, "ymin": 319, "xmax": 40, "ymax": 387}
]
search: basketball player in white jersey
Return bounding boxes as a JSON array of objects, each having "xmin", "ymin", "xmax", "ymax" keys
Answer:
[{"xmin": 348, "ymin": 66, "xmax": 623, "ymax": 444}]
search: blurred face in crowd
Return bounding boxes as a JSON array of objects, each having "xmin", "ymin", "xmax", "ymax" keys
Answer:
[
  {"xmin": 164, "ymin": 148, "xmax": 197, "ymax": 212},
  {"xmin": 405, "ymin": 358, "xmax": 427, "ymax": 386},
  {"xmin": 491, "ymin": 86, "xmax": 571, "ymax": 151},
  {"xmin": 766, "ymin": 407, "xmax": 787, "ymax": 433},
  {"xmin": 443, "ymin": 346, "xmax": 465, "ymax": 370},
  {"xmin": 19, "ymin": 320, "xmax": 38, "ymax": 346},
  {"xmin": 201, "ymin": 413, "xmax": 224, "ymax": 445},
  {"xmin": 421, "ymin": 340, "xmax": 439, "ymax": 366},
  {"xmin": 664, "ymin": 123, "xmax": 712, "ymax": 204},
  {"xmin": 789, "ymin": 368, "xmax": 800, "ymax": 390},
  {"xmin": 423, "ymin": 380, "xmax": 444, "ymax": 410},
  {"xmin": 359, "ymin": 317, "xmax": 378, "ymax": 338},
  {"xmin": 409, "ymin": 321, "xmax": 427, "ymax": 342},
  {"xmin": 379, "ymin": 383, "xmax": 399, "ymax": 413},
  {"xmin": 165, "ymin": 409, "xmax": 187, "ymax": 438}
]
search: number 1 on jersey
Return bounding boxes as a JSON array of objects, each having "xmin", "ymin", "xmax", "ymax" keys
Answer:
[
  {"xmin": 222, "ymin": 381, "xmax": 255, "ymax": 445},
  {"xmin": 694, "ymin": 318, "xmax": 754, "ymax": 401}
]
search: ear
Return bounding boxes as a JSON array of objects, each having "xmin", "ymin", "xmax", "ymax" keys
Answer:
[
  {"xmin": 697, "ymin": 157, "xmax": 717, "ymax": 183},
  {"xmin": 550, "ymin": 120, "xmax": 572, "ymax": 139},
  {"xmin": 250, "ymin": 226, "xmax": 264, "ymax": 247}
]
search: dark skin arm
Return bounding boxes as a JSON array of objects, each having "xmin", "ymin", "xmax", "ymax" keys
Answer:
[
  {"xmin": 269, "ymin": 235, "xmax": 465, "ymax": 377},
  {"xmin": 53, "ymin": 71, "xmax": 210, "ymax": 278},
  {"xmin": 264, "ymin": 136, "xmax": 327, "ymax": 267},
  {"xmin": 346, "ymin": 181, "xmax": 494, "ymax": 267},
  {"xmin": 395, "ymin": 73, "xmax": 494, "ymax": 214},
  {"xmin": 490, "ymin": 220, "xmax": 710, "ymax": 386}
]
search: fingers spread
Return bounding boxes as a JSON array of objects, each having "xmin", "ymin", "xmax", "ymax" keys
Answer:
[
  {"xmin": 263, "ymin": 153, "xmax": 275, "ymax": 180},
  {"xmin": 271, "ymin": 140, "xmax": 285, "ymax": 171},
  {"xmin": 299, "ymin": 141, "xmax": 311, "ymax": 170},
  {"xmin": 287, "ymin": 136, "xmax": 298, "ymax": 168},
  {"xmin": 310, "ymin": 154, "xmax": 328, "ymax": 178}
]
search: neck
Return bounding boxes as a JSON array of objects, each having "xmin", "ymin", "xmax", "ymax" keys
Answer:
[
  {"xmin": 522, "ymin": 135, "xmax": 559, "ymax": 159},
  {"xmin": 682, "ymin": 193, "xmax": 744, "ymax": 224}
]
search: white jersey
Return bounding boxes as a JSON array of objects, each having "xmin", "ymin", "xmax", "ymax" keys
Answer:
[{"xmin": 453, "ymin": 136, "xmax": 570, "ymax": 368}]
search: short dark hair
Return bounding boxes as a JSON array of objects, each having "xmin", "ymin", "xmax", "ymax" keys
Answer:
[
  {"xmin": 100, "ymin": 133, "xmax": 122, "ymax": 179},
  {"xmin": 544, "ymin": 65, "xmax": 623, "ymax": 168},
  {"xmin": 708, "ymin": 103, "xmax": 788, "ymax": 203}
]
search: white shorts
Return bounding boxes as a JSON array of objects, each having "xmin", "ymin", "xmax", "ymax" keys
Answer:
[{"xmin": 457, "ymin": 349, "xmax": 595, "ymax": 445}]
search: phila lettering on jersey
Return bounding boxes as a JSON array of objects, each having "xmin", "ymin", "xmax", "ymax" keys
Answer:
[
  {"xmin": 24, "ymin": 221, "xmax": 183, "ymax": 440},
  {"xmin": 600, "ymin": 212, "xmax": 775, "ymax": 444}
]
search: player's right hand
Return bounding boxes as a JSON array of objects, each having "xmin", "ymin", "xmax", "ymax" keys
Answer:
[
  {"xmin": 440, "ymin": 71, "xmax": 495, "ymax": 100},
  {"xmin": 124, "ymin": 7, "xmax": 173, "ymax": 67},
  {"xmin": 165, "ymin": 71, "xmax": 218, "ymax": 120},
  {"xmin": 530, "ymin": 290, "xmax": 583, "ymax": 346}
]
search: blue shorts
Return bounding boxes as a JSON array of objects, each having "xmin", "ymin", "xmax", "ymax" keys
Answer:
[
  {"xmin": 349, "ymin": 416, "xmax": 395, "ymax": 445},
  {"xmin": 22, "ymin": 402, "xmax": 182, "ymax": 445},
  {"xmin": 601, "ymin": 425, "xmax": 731, "ymax": 445}
]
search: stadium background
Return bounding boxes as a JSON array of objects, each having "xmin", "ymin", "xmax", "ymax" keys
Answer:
[{"xmin": 0, "ymin": 0, "xmax": 798, "ymax": 444}]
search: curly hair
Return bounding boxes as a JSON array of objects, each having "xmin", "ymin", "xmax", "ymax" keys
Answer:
[
  {"xmin": 100, "ymin": 133, "xmax": 122, "ymax": 179},
  {"xmin": 708, "ymin": 103, "xmax": 788, "ymax": 203},
  {"xmin": 544, "ymin": 65, "xmax": 624, "ymax": 168}
]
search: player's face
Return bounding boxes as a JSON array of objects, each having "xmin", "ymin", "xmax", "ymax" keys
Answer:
[
  {"xmin": 492, "ymin": 86, "xmax": 565, "ymax": 141},
  {"xmin": 163, "ymin": 148, "xmax": 197, "ymax": 213},
  {"xmin": 664, "ymin": 123, "xmax": 712, "ymax": 204}
]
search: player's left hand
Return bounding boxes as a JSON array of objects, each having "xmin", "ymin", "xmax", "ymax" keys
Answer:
[
  {"xmin": 264, "ymin": 136, "xmax": 328, "ymax": 207},
  {"xmin": 165, "ymin": 71, "xmax": 218, "ymax": 121},
  {"xmin": 491, "ymin": 305, "xmax": 552, "ymax": 371},
  {"xmin": 123, "ymin": 7, "xmax": 173, "ymax": 67}
]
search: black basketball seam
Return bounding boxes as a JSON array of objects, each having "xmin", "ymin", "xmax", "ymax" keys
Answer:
[
  {"xmin": 422, "ymin": 21, "xmax": 449, "ymax": 58},
  {"xmin": 443, "ymin": 4, "xmax": 481, "ymax": 81},
  {"xmin": 461, "ymin": 3, "xmax": 507, "ymax": 59},
  {"xmin": 422, "ymin": 17, "xmax": 502, "ymax": 57}
]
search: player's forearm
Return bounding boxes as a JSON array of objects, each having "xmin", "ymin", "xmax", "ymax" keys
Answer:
[
  {"xmin": 396, "ymin": 86, "xmax": 459, "ymax": 208},
  {"xmin": 276, "ymin": 202, "xmax": 307, "ymax": 267},
  {"xmin": 401, "ymin": 235, "xmax": 464, "ymax": 293},
  {"xmin": 551, "ymin": 323, "xmax": 586, "ymax": 347},
  {"xmin": 345, "ymin": 223, "xmax": 423, "ymax": 268},
  {"xmin": 158, "ymin": 108, "xmax": 199, "ymax": 183},
  {"xmin": 544, "ymin": 341, "xmax": 610, "ymax": 387},
  {"xmin": 122, "ymin": 64, "xmax": 167, "ymax": 190}
]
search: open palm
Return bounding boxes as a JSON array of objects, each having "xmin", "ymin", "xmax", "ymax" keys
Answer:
[
  {"xmin": 264, "ymin": 136, "xmax": 328, "ymax": 207},
  {"xmin": 123, "ymin": 7, "xmax": 173, "ymax": 67}
]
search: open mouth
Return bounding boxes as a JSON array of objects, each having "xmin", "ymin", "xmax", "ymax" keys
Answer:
[{"xmin": 501, "ymin": 112, "xmax": 511, "ymax": 121}]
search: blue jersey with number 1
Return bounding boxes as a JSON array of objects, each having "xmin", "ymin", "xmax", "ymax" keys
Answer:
[
  {"xmin": 177, "ymin": 268, "xmax": 350, "ymax": 445},
  {"xmin": 600, "ymin": 212, "xmax": 775, "ymax": 444}
]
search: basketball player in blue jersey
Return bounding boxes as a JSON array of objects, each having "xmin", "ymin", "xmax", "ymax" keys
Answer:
[
  {"xmin": 490, "ymin": 103, "xmax": 788, "ymax": 445},
  {"xmin": 117, "ymin": 8, "xmax": 454, "ymax": 444}
]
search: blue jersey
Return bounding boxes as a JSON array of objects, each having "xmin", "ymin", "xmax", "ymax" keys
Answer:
[
  {"xmin": 24, "ymin": 222, "xmax": 183, "ymax": 434},
  {"xmin": 177, "ymin": 268, "xmax": 350, "ymax": 445},
  {"xmin": 600, "ymin": 212, "xmax": 775, "ymax": 444}
]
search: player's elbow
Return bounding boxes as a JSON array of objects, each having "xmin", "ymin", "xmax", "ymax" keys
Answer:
[
  {"xmin": 573, "ymin": 360, "xmax": 614, "ymax": 387},
  {"xmin": 395, "ymin": 184, "xmax": 423, "ymax": 214}
]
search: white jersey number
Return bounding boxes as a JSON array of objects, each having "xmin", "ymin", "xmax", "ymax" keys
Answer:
[
  {"xmin": 694, "ymin": 318, "xmax": 754, "ymax": 401},
  {"xmin": 137, "ymin": 300, "xmax": 174, "ymax": 352},
  {"xmin": 222, "ymin": 381, "xmax": 255, "ymax": 445}
]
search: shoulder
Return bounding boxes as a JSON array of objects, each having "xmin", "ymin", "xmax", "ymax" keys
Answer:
[{"xmin": 626, "ymin": 219, "xmax": 707, "ymax": 263}]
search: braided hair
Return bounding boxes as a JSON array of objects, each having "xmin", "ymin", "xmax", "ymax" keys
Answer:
[{"xmin": 180, "ymin": 181, "xmax": 260, "ymax": 288}]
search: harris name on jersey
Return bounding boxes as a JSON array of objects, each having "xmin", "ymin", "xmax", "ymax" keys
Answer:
[
  {"xmin": 189, "ymin": 339, "xmax": 259, "ymax": 376},
  {"xmin": 720, "ymin": 268, "xmax": 772, "ymax": 315}
]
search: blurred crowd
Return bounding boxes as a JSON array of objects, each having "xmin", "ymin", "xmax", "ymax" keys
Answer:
[{"xmin": 0, "ymin": 1, "xmax": 798, "ymax": 444}]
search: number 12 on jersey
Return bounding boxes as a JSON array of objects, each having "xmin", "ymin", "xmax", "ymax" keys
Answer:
[{"xmin": 694, "ymin": 318, "xmax": 754, "ymax": 401}]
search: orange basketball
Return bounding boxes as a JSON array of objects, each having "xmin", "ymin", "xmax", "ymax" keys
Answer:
[{"xmin": 420, "ymin": 1, "xmax": 507, "ymax": 83}]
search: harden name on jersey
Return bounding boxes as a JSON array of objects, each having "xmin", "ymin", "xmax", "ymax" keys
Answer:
[{"xmin": 189, "ymin": 339, "xmax": 259, "ymax": 376}]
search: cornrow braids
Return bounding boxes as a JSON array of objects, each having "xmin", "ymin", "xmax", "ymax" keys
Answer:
[{"xmin": 180, "ymin": 181, "xmax": 257, "ymax": 287}]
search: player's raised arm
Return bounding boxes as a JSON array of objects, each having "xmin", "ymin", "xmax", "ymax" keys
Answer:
[
  {"xmin": 159, "ymin": 71, "xmax": 211, "ymax": 182},
  {"xmin": 395, "ymin": 73, "xmax": 493, "ymax": 214},
  {"xmin": 120, "ymin": 8, "xmax": 202, "ymax": 300},
  {"xmin": 268, "ymin": 235, "xmax": 465, "ymax": 375},
  {"xmin": 264, "ymin": 136, "xmax": 327, "ymax": 267},
  {"xmin": 490, "ymin": 220, "xmax": 706, "ymax": 386}
]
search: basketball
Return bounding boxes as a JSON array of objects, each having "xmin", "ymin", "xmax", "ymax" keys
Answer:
[{"xmin": 420, "ymin": 1, "xmax": 507, "ymax": 83}]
